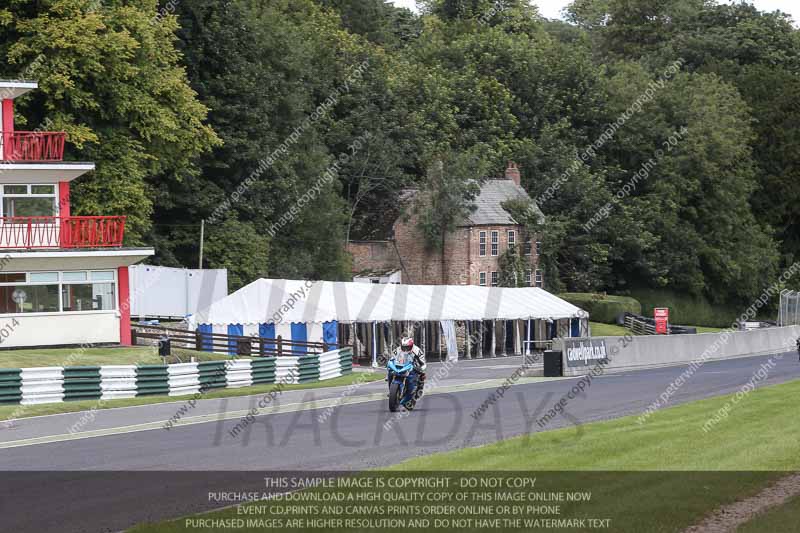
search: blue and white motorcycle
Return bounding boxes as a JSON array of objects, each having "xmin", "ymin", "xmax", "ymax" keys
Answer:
[{"xmin": 387, "ymin": 351, "xmax": 421, "ymax": 412}]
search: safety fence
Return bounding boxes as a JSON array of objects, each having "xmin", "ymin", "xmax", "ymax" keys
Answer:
[
  {"xmin": 131, "ymin": 325, "xmax": 337, "ymax": 357},
  {"xmin": 623, "ymin": 313, "xmax": 697, "ymax": 335},
  {"xmin": 0, "ymin": 348, "xmax": 353, "ymax": 405}
]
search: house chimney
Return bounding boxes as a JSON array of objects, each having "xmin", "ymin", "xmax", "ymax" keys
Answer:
[{"xmin": 505, "ymin": 161, "xmax": 521, "ymax": 186}]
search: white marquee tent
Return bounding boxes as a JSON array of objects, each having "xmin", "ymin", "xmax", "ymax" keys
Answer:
[{"xmin": 188, "ymin": 279, "xmax": 589, "ymax": 361}]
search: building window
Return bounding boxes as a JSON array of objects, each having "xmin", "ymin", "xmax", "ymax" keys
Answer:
[
  {"xmin": 1, "ymin": 184, "xmax": 57, "ymax": 218},
  {"xmin": 0, "ymin": 284, "xmax": 59, "ymax": 313},
  {"xmin": 523, "ymin": 235, "xmax": 532, "ymax": 256},
  {"xmin": 536, "ymin": 241, "xmax": 542, "ymax": 256},
  {"xmin": 479, "ymin": 272, "xmax": 486, "ymax": 286},
  {"xmin": 479, "ymin": 231, "xmax": 487, "ymax": 257},
  {"xmin": 535, "ymin": 269, "xmax": 543, "ymax": 287},
  {"xmin": 490, "ymin": 231, "xmax": 499, "ymax": 256},
  {"xmin": 525, "ymin": 270, "xmax": 532, "ymax": 286},
  {"xmin": 507, "ymin": 230, "xmax": 516, "ymax": 249},
  {"xmin": 490, "ymin": 271, "xmax": 499, "ymax": 286},
  {"xmin": 0, "ymin": 270, "xmax": 116, "ymax": 314}
]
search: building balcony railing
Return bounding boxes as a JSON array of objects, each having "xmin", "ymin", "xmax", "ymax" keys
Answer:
[
  {"xmin": 0, "ymin": 131, "xmax": 66, "ymax": 162},
  {"xmin": 0, "ymin": 216, "xmax": 126, "ymax": 249}
]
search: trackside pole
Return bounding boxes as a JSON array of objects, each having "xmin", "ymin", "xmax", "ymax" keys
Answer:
[{"xmin": 372, "ymin": 321, "xmax": 378, "ymax": 367}]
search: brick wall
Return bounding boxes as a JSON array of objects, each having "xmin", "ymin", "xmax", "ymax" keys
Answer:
[
  {"xmin": 465, "ymin": 226, "xmax": 541, "ymax": 286},
  {"xmin": 347, "ymin": 241, "xmax": 402, "ymax": 275}
]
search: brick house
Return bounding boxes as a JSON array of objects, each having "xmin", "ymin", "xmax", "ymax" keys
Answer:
[{"xmin": 348, "ymin": 162, "xmax": 544, "ymax": 287}]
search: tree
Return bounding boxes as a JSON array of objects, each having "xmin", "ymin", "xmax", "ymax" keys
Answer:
[
  {"xmin": 0, "ymin": 0, "xmax": 220, "ymax": 243},
  {"xmin": 415, "ymin": 151, "xmax": 488, "ymax": 280}
]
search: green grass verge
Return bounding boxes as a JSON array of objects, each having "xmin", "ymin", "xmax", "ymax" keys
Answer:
[
  {"xmin": 694, "ymin": 325, "xmax": 725, "ymax": 333},
  {"xmin": 396, "ymin": 378, "xmax": 800, "ymax": 471},
  {"xmin": 589, "ymin": 321, "xmax": 629, "ymax": 336},
  {"xmin": 0, "ymin": 345, "xmax": 230, "ymax": 368},
  {"xmin": 0, "ymin": 372, "xmax": 382, "ymax": 422},
  {"xmin": 560, "ymin": 293, "xmax": 641, "ymax": 323},
  {"xmin": 129, "ymin": 379, "xmax": 800, "ymax": 533},
  {"xmin": 737, "ymin": 493, "xmax": 800, "ymax": 532},
  {"xmin": 590, "ymin": 321, "xmax": 722, "ymax": 336}
]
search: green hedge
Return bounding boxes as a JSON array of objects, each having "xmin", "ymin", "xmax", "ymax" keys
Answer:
[
  {"xmin": 559, "ymin": 293, "xmax": 642, "ymax": 324},
  {"xmin": 628, "ymin": 289, "xmax": 750, "ymax": 328}
]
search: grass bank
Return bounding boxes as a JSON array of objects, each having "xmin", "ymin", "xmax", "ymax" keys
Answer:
[{"xmin": 0, "ymin": 345, "xmax": 228, "ymax": 368}]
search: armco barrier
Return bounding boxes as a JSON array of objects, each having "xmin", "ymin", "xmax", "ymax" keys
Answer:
[
  {"xmin": 0, "ymin": 348, "xmax": 353, "ymax": 406},
  {"xmin": 557, "ymin": 326, "xmax": 800, "ymax": 377},
  {"xmin": 20, "ymin": 367, "xmax": 64, "ymax": 405}
]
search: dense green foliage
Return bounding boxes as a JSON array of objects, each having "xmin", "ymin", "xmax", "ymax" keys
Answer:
[
  {"xmin": 629, "ymin": 288, "xmax": 749, "ymax": 328},
  {"xmin": 1, "ymin": 0, "xmax": 798, "ymax": 302},
  {"xmin": 560, "ymin": 293, "xmax": 642, "ymax": 324}
]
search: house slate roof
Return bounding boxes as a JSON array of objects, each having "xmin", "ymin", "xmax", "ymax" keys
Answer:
[{"xmin": 461, "ymin": 178, "xmax": 544, "ymax": 227}]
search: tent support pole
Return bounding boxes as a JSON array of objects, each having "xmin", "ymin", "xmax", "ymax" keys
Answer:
[
  {"xmin": 465, "ymin": 321, "xmax": 471, "ymax": 360},
  {"xmin": 526, "ymin": 319, "xmax": 532, "ymax": 356},
  {"xmin": 490, "ymin": 321, "xmax": 496, "ymax": 358},
  {"xmin": 372, "ymin": 322, "xmax": 377, "ymax": 368},
  {"xmin": 478, "ymin": 321, "xmax": 483, "ymax": 359}
]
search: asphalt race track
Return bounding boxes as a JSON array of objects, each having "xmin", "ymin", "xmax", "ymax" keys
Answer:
[{"xmin": 1, "ymin": 352, "xmax": 799, "ymax": 532}]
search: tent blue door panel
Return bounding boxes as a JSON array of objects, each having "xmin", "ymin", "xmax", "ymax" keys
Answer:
[
  {"xmin": 198, "ymin": 324, "xmax": 213, "ymax": 352},
  {"xmin": 227, "ymin": 324, "xmax": 243, "ymax": 355},
  {"xmin": 322, "ymin": 320, "xmax": 338, "ymax": 349},
  {"xmin": 291, "ymin": 323, "xmax": 307, "ymax": 355},
  {"xmin": 259, "ymin": 323, "xmax": 276, "ymax": 355},
  {"xmin": 571, "ymin": 318, "xmax": 580, "ymax": 337}
]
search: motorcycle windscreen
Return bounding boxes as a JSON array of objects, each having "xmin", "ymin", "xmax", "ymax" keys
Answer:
[{"xmin": 394, "ymin": 351, "xmax": 409, "ymax": 366}]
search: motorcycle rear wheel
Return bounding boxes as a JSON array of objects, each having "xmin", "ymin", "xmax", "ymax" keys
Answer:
[{"xmin": 389, "ymin": 382, "xmax": 402, "ymax": 412}]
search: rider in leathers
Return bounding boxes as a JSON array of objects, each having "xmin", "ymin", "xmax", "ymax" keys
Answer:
[{"xmin": 391, "ymin": 337, "xmax": 427, "ymax": 397}]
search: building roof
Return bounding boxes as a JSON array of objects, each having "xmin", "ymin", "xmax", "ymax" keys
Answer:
[
  {"xmin": 0, "ymin": 80, "xmax": 37, "ymax": 100},
  {"xmin": 462, "ymin": 178, "xmax": 544, "ymax": 227}
]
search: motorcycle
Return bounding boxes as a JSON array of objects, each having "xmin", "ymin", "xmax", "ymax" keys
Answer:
[{"xmin": 387, "ymin": 352, "xmax": 421, "ymax": 412}]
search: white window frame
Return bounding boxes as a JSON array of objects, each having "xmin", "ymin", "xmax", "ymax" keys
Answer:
[
  {"xmin": 490, "ymin": 271, "xmax": 499, "ymax": 287},
  {"xmin": 0, "ymin": 270, "xmax": 117, "ymax": 315},
  {"xmin": 490, "ymin": 231, "xmax": 499, "ymax": 256},
  {"xmin": 535, "ymin": 269, "xmax": 543, "ymax": 287},
  {"xmin": 479, "ymin": 231, "xmax": 487, "ymax": 257},
  {"xmin": 536, "ymin": 241, "xmax": 542, "ymax": 256},
  {"xmin": 1, "ymin": 184, "xmax": 59, "ymax": 218},
  {"xmin": 525, "ymin": 269, "xmax": 532, "ymax": 286},
  {"xmin": 479, "ymin": 272, "xmax": 487, "ymax": 286},
  {"xmin": 507, "ymin": 230, "xmax": 516, "ymax": 249}
]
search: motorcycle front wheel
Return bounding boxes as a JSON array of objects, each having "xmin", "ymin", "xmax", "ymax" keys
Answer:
[{"xmin": 389, "ymin": 382, "xmax": 402, "ymax": 412}]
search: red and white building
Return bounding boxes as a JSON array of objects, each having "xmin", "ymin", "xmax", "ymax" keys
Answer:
[{"xmin": 0, "ymin": 80, "xmax": 153, "ymax": 347}]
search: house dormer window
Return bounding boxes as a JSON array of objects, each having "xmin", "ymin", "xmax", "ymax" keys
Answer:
[{"xmin": 1, "ymin": 184, "xmax": 57, "ymax": 218}]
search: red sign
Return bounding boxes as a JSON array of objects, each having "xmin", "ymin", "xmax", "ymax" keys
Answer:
[{"xmin": 654, "ymin": 308, "xmax": 669, "ymax": 335}]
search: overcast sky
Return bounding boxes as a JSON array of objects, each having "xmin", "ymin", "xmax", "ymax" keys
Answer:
[{"xmin": 389, "ymin": 0, "xmax": 799, "ymax": 24}]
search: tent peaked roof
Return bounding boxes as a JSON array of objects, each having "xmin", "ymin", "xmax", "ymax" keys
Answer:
[{"xmin": 189, "ymin": 279, "xmax": 588, "ymax": 326}]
